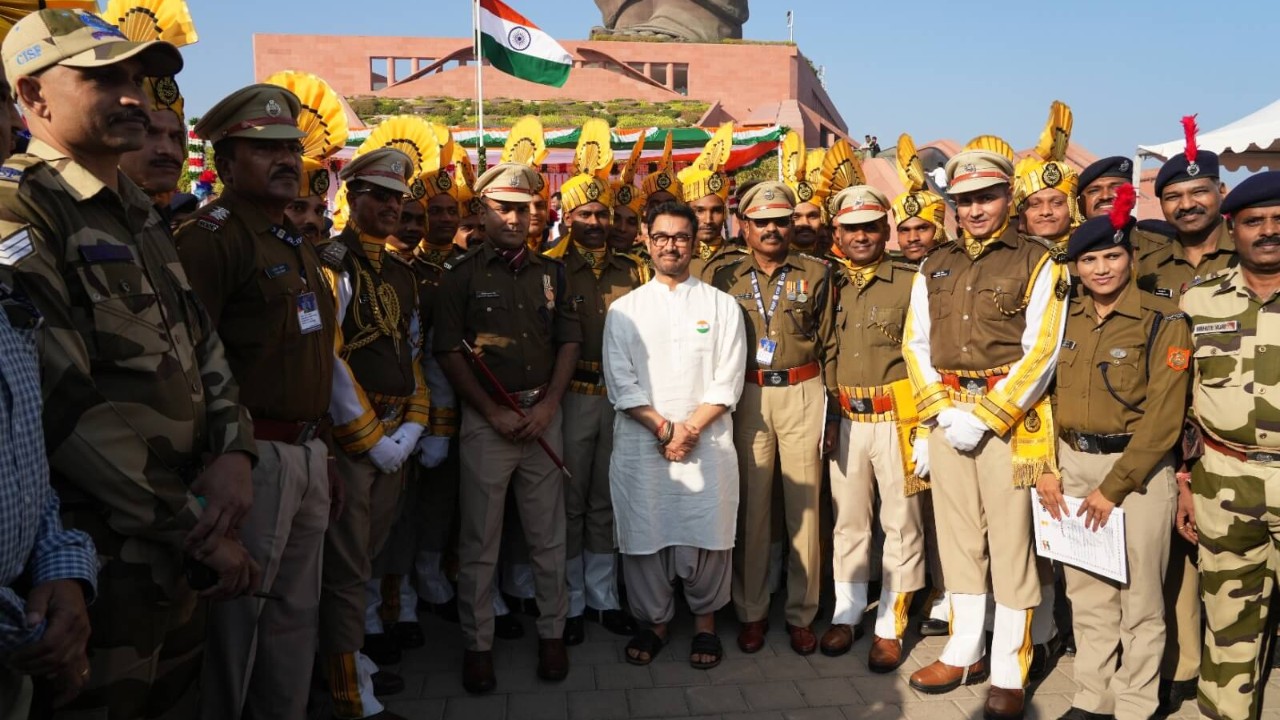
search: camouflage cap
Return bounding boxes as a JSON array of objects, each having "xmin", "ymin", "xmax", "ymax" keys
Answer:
[
  {"xmin": 2, "ymin": 9, "xmax": 182, "ymax": 82},
  {"xmin": 194, "ymin": 84, "xmax": 305, "ymax": 143},
  {"xmin": 738, "ymin": 180, "xmax": 795, "ymax": 220},
  {"xmin": 831, "ymin": 185, "xmax": 891, "ymax": 225},
  {"xmin": 474, "ymin": 162, "xmax": 538, "ymax": 203},
  {"xmin": 339, "ymin": 147, "xmax": 413, "ymax": 195}
]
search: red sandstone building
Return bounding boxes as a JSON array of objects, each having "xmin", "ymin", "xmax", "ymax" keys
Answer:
[{"xmin": 252, "ymin": 33, "xmax": 848, "ymax": 147}]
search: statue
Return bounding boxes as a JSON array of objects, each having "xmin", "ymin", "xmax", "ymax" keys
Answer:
[{"xmin": 593, "ymin": 0, "xmax": 749, "ymax": 42}]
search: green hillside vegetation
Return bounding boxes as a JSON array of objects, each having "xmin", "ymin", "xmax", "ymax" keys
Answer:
[{"xmin": 347, "ymin": 97, "xmax": 711, "ymax": 129}]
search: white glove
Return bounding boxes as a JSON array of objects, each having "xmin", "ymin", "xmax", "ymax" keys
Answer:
[
  {"xmin": 387, "ymin": 422, "xmax": 425, "ymax": 469},
  {"xmin": 417, "ymin": 435, "xmax": 450, "ymax": 469},
  {"xmin": 941, "ymin": 410, "xmax": 990, "ymax": 453},
  {"xmin": 367, "ymin": 436, "xmax": 404, "ymax": 473},
  {"xmin": 911, "ymin": 437, "xmax": 930, "ymax": 478}
]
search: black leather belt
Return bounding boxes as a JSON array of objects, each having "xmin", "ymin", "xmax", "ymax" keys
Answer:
[
  {"xmin": 572, "ymin": 368, "xmax": 602, "ymax": 385},
  {"xmin": 1061, "ymin": 429, "xmax": 1133, "ymax": 455}
]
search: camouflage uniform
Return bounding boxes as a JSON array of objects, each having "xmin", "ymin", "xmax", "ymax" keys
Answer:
[
  {"xmin": 0, "ymin": 140, "xmax": 255, "ymax": 717},
  {"xmin": 1182, "ymin": 266, "xmax": 1280, "ymax": 720}
]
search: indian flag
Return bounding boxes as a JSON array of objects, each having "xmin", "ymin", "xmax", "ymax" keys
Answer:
[{"xmin": 478, "ymin": 0, "xmax": 572, "ymax": 88}]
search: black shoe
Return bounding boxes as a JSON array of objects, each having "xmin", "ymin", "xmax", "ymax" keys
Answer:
[
  {"xmin": 362, "ymin": 633, "xmax": 401, "ymax": 666},
  {"xmin": 1063, "ymin": 631, "xmax": 1076, "ymax": 656},
  {"xmin": 563, "ymin": 615, "xmax": 586, "ymax": 645},
  {"xmin": 494, "ymin": 612, "xmax": 525, "ymax": 640},
  {"xmin": 418, "ymin": 597, "xmax": 460, "ymax": 623},
  {"xmin": 1028, "ymin": 636, "xmax": 1061, "ymax": 682},
  {"xmin": 371, "ymin": 670, "xmax": 404, "ymax": 697},
  {"xmin": 1057, "ymin": 708, "xmax": 1114, "ymax": 720},
  {"xmin": 391, "ymin": 621, "xmax": 425, "ymax": 649},
  {"xmin": 503, "ymin": 594, "xmax": 540, "ymax": 617},
  {"xmin": 586, "ymin": 607, "xmax": 637, "ymax": 636},
  {"xmin": 1157, "ymin": 678, "xmax": 1197, "ymax": 714},
  {"xmin": 917, "ymin": 618, "xmax": 950, "ymax": 637}
]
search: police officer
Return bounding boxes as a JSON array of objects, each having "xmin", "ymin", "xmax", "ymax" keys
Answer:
[
  {"xmin": 557, "ymin": 166, "xmax": 645, "ymax": 644},
  {"xmin": 286, "ymin": 157, "xmax": 333, "ymax": 245},
  {"xmin": 681, "ymin": 125, "xmax": 734, "ymax": 274},
  {"xmin": 0, "ymin": 10, "xmax": 260, "ymax": 717},
  {"xmin": 1078, "ymin": 156, "xmax": 1170, "ymax": 259},
  {"xmin": 175, "ymin": 84, "xmax": 338, "ymax": 720},
  {"xmin": 709, "ymin": 180, "xmax": 835, "ymax": 657},
  {"xmin": 1181, "ymin": 171, "xmax": 1280, "ymax": 720},
  {"xmin": 1038, "ymin": 190, "xmax": 1190, "ymax": 720},
  {"xmin": 820, "ymin": 186, "xmax": 927, "ymax": 670},
  {"xmin": 433, "ymin": 162, "xmax": 581, "ymax": 694},
  {"xmin": 117, "ymin": 74, "xmax": 186, "ymax": 214},
  {"xmin": 903, "ymin": 149, "xmax": 1068, "ymax": 720},
  {"xmin": 318, "ymin": 147, "xmax": 428, "ymax": 720}
]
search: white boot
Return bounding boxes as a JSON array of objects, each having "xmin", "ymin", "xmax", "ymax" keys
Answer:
[
  {"xmin": 566, "ymin": 554, "xmax": 586, "ymax": 617},
  {"xmin": 503, "ymin": 561, "xmax": 536, "ymax": 601},
  {"xmin": 990, "ymin": 603, "xmax": 1032, "ymax": 689},
  {"xmin": 584, "ymin": 551, "xmax": 620, "ymax": 611},
  {"xmin": 352, "ymin": 651, "xmax": 386, "ymax": 717},
  {"xmin": 364, "ymin": 578, "xmax": 385, "ymax": 635},
  {"xmin": 413, "ymin": 549, "xmax": 454, "ymax": 605},
  {"xmin": 938, "ymin": 592, "xmax": 987, "ymax": 667},
  {"xmin": 873, "ymin": 588, "xmax": 911, "ymax": 640},
  {"xmin": 927, "ymin": 589, "xmax": 951, "ymax": 622},
  {"xmin": 398, "ymin": 575, "xmax": 418, "ymax": 623},
  {"xmin": 831, "ymin": 581, "xmax": 868, "ymax": 626}
]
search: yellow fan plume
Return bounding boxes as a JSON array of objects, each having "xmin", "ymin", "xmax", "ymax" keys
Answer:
[
  {"xmin": 658, "ymin": 130, "xmax": 674, "ymax": 170},
  {"xmin": 781, "ymin": 130, "xmax": 805, "ymax": 186},
  {"xmin": 1, "ymin": 1, "xmax": 95, "ymax": 40},
  {"xmin": 452, "ymin": 144, "xmax": 477, "ymax": 195},
  {"xmin": 964, "ymin": 135, "xmax": 1015, "ymax": 162},
  {"xmin": 618, "ymin": 133, "xmax": 645, "ymax": 185},
  {"xmin": 1032, "ymin": 100, "xmax": 1073, "ymax": 162},
  {"xmin": 804, "ymin": 149, "xmax": 825, "ymax": 188},
  {"xmin": 263, "ymin": 70, "xmax": 348, "ymax": 161},
  {"xmin": 896, "ymin": 133, "xmax": 928, "ymax": 192},
  {"xmin": 429, "ymin": 123, "xmax": 454, "ymax": 173},
  {"xmin": 103, "ymin": 0, "xmax": 198, "ymax": 47},
  {"xmin": 818, "ymin": 139, "xmax": 864, "ymax": 213},
  {"xmin": 355, "ymin": 115, "xmax": 439, "ymax": 177},
  {"xmin": 683, "ymin": 122, "xmax": 733, "ymax": 176},
  {"xmin": 502, "ymin": 116, "xmax": 547, "ymax": 167},
  {"xmin": 572, "ymin": 118, "xmax": 614, "ymax": 180}
]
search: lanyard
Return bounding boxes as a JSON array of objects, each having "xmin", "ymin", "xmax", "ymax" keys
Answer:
[
  {"xmin": 749, "ymin": 267, "xmax": 788, "ymax": 333},
  {"xmin": 270, "ymin": 224, "xmax": 308, "ymax": 286}
]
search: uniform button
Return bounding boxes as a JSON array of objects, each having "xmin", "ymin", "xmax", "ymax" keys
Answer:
[
  {"xmin": 486, "ymin": 307, "xmax": 492, "ymax": 312},
  {"xmin": 963, "ymin": 314, "xmax": 970, "ymax": 320},
  {"xmin": 119, "ymin": 281, "xmax": 131, "ymax": 293},
  {"xmin": 770, "ymin": 331, "xmax": 777, "ymax": 337},
  {"xmin": 853, "ymin": 353, "xmax": 860, "ymax": 358},
  {"xmin": 855, "ymin": 323, "xmax": 861, "ymax": 328},
  {"xmin": 517, "ymin": 304, "xmax": 524, "ymax": 309},
  {"xmin": 526, "ymin": 365, "xmax": 532, "ymax": 370},
  {"xmin": 1261, "ymin": 388, "xmax": 1267, "ymax": 395},
  {"xmin": 191, "ymin": 382, "xmax": 199, "ymax": 392},
  {"xmin": 961, "ymin": 346, "xmax": 969, "ymax": 352},
  {"xmin": 966, "ymin": 285, "xmax": 973, "ymax": 291},
  {"xmin": 1261, "ymin": 346, "xmax": 1269, "ymax": 353},
  {"xmin": 91, "ymin": 292, "xmax": 102, "ymax": 301},
  {"xmin": 521, "ymin": 333, "xmax": 528, "ymax": 338}
]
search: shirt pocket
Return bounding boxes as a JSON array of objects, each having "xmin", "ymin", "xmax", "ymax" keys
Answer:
[
  {"xmin": 868, "ymin": 306, "xmax": 905, "ymax": 346},
  {"xmin": 1101, "ymin": 344, "xmax": 1145, "ymax": 394},
  {"xmin": 1055, "ymin": 341, "xmax": 1080, "ymax": 389},
  {"xmin": 468, "ymin": 291, "xmax": 510, "ymax": 343},
  {"xmin": 977, "ymin": 275, "xmax": 1027, "ymax": 321},
  {"xmin": 926, "ymin": 282, "xmax": 953, "ymax": 322},
  {"xmin": 74, "ymin": 261, "xmax": 172, "ymax": 362},
  {"xmin": 255, "ymin": 271, "xmax": 303, "ymax": 343},
  {"xmin": 1193, "ymin": 340, "xmax": 1243, "ymax": 389}
]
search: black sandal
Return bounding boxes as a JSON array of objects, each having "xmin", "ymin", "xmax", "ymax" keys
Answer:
[
  {"xmin": 625, "ymin": 629, "xmax": 668, "ymax": 666},
  {"xmin": 689, "ymin": 632, "xmax": 723, "ymax": 670}
]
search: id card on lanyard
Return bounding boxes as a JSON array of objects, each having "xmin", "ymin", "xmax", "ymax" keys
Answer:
[
  {"xmin": 751, "ymin": 268, "xmax": 787, "ymax": 367},
  {"xmin": 271, "ymin": 224, "xmax": 324, "ymax": 335}
]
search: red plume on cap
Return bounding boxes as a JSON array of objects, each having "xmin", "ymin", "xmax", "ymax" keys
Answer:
[
  {"xmin": 1181, "ymin": 115, "xmax": 1199, "ymax": 164},
  {"xmin": 1109, "ymin": 183, "xmax": 1136, "ymax": 231}
]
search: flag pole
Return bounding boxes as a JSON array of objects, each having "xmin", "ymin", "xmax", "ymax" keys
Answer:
[{"xmin": 473, "ymin": 0, "xmax": 487, "ymax": 171}]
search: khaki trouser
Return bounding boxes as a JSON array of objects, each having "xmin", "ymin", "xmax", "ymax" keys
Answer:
[
  {"xmin": 731, "ymin": 378, "xmax": 824, "ymax": 627},
  {"xmin": 319, "ymin": 447, "xmax": 405, "ymax": 654},
  {"xmin": 829, "ymin": 417, "xmax": 926, "ymax": 591},
  {"xmin": 373, "ymin": 461, "xmax": 425, "ymax": 579},
  {"xmin": 457, "ymin": 405, "xmax": 567, "ymax": 651},
  {"xmin": 1161, "ymin": 538, "xmax": 1201, "ymax": 682},
  {"xmin": 1059, "ymin": 444, "xmax": 1176, "ymax": 720},
  {"xmin": 202, "ymin": 438, "xmax": 330, "ymax": 720},
  {"xmin": 928, "ymin": 411, "xmax": 1039, "ymax": 610},
  {"xmin": 562, "ymin": 391, "xmax": 616, "ymax": 559}
]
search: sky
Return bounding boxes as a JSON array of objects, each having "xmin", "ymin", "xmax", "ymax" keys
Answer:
[{"xmin": 173, "ymin": 0, "xmax": 1280, "ymax": 157}]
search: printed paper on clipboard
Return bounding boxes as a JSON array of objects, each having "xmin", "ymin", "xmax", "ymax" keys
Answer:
[{"xmin": 1031, "ymin": 489, "xmax": 1128, "ymax": 584}]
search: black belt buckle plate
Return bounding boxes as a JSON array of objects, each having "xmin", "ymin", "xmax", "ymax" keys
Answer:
[
  {"xmin": 1248, "ymin": 451, "xmax": 1280, "ymax": 464},
  {"xmin": 762, "ymin": 371, "xmax": 787, "ymax": 386},
  {"xmin": 848, "ymin": 397, "xmax": 870, "ymax": 413},
  {"xmin": 959, "ymin": 377, "xmax": 987, "ymax": 395},
  {"xmin": 296, "ymin": 420, "xmax": 320, "ymax": 444}
]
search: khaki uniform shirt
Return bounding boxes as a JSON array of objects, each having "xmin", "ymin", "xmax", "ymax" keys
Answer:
[
  {"xmin": 709, "ymin": 250, "xmax": 836, "ymax": 394},
  {"xmin": 1181, "ymin": 266, "xmax": 1280, "ymax": 452},
  {"xmin": 175, "ymin": 190, "xmax": 336, "ymax": 422},
  {"xmin": 563, "ymin": 246, "xmax": 645, "ymax": 367},
  {"xmin": 1137, "ymin": 222, "xmax": 1236, "ymax": 304},
  {"xmin": 1055, "ymin": 285, "xmax": 1192, "ymax": 502},
  {"xmin": 833, "ymin": 257, "xmax": 915, "ymax": 388},
  {"xmin": 433, "ymin": 242, "xmax": 583, "ymax": 392},
  {"xmin": 0, "ymin": 139, "xmax": 254, "ymax": 554}
]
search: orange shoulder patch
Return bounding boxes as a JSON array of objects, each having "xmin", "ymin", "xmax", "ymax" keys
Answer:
[{"xmin": 1167, "ymin": 346, "xmax": 1190, "ymax": 372}]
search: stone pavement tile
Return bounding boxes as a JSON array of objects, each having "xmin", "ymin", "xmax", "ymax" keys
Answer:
[
  {"xmin": 573, "ymin": 640, "xmax": 626, "ymax": 666},
  {"xmin": 382, "ymin": 698, "xmax": 445, "ymax": 720},
  {"xmin": 628, "ymin": 687, "xmax": 691, "ymax": 717},
  {"xmin": 741, "ymin": 680, "xmax": 806, "ymax": 711},
  {"xmin": 687, "ymin": 685, "xmax": 749, "ymax": 714},
  {"xmin": 757, "ymin": 655, "xmax": 820, "ymax": 680},
  {"xmin": 722, "ymin": 713, "xmax": 783, "ymax": 720},
  {"xmin": 708, "ymin": 658, "xmax": 766, "ymax": 686},
  {"xmin": 793, "ymin": 677, "xmax": 861, "ymax": 707},
  {"xmin": 849, "ymin": 675, "xmax": 919, "ymax": 706},
  {"xmin": 421, "ymin": 670, "xmax": 465, "ymax": 699},
  {"xmin": 1031, "ymin": 668, "xmax": 1080, "ymax": 695},
  {"xmin": 806, "ymin": 653, "xmax": 870, "ymax": 678},
  {"xmin": 944, "ymin": 694, "xmax": 987, "ymax": 718},
  {"xmin": 595, "ymin": 662, "xmax": 654, "ymax": 690},
  {"xmin": 651, "ymin": 660, "xmax": 714, "ymax": 687},
  {"xmin": 499, "ymin": 665, "xmax": 596, "ymax": 694},
  {"xmin": 444, "ymin": 694, "xmax": 507, "ymax": 720},
  {"xmin": 898, "ymin": 699, "xmax": 971, "ymax": 720},
  {"xmin": 567, "ymin": 689, "xmax": 629, "ymax": 720},
  {"xmin": 1027, "ymin": 689, "xmax": 1072, "ymax": 718},
  {"xmin": 507, "ymin": 692, "xmax": 569, "ymax": 720},
  {"xmin": 780, "ymin": 707, "xmax": 845, "ymax": 720},
  {"xmin": 838, "ymin": 703, "xmax": 903, "ymax": 719}
]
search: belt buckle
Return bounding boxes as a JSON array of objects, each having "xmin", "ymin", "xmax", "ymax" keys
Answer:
[
  {"xmin": 296, "ymin": 420, "xmax": 319, "ymax": 444},
  {"xmin": 1249, "ymin": 451, "xmax": 1280, "ymax": 464},
  {"xmin": 768, "ymin": 372, "xmax": 784, "ymax": 386},
  {"xmin": 849, "ymin": 397, "xmax": 869, "ymax": 413},
  {"xmin": 380, "ymin": 404, "xmax": 400, "ymax": 422},
  {"xmin": 961, "ymin": 378, "xmax": 985, "ymax": 394}
]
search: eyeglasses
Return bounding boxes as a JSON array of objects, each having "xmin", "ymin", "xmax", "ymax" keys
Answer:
[
  {"xmin": 750, "ymin": 216, "xmax": 792, "ymax": 229},
  {"xmin": 351, "ymin": 186, "xmax": 405, "ymax": 204},
  {"xmin": 649, "ymin": 233, "xmax": 693, "ymax": 247}
]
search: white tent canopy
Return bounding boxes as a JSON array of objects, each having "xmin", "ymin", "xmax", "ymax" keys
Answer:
[{"xmin": 1138, "ymin": 99, "xmax": 1280, "ymax": 171}]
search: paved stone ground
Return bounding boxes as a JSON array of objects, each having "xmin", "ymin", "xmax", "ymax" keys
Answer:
[{"xmin": 364, "ymin": 600, "xmax": 1280, "ymax": 720}]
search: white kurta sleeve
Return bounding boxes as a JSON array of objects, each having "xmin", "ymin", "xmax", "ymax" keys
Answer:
[
  {"xmin": 702, "ymin": 291, "xmax": 746, "ymax": 409},
  {"xmin": 603, "ymin": 297, "xmax": 652, "ymax": 412}
]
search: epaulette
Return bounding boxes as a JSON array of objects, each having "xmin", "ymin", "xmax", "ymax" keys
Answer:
[
  {"xmin": 385, "ymin": 250, "xmax": 414, "ymax": 268},
  {"xmin": 0, "ymin": 155, "xmax": 39, "ymax": 185},
  {"xmin": 441, "ymin": 244, "xmax": 484, "ymax": 271},
  {"xmin": 538, "ymin": 252, "xmax": 565, "ymax": 266},
  {"xmin": 192, "ymin": 205, "xmax": 232, "ymax": 234},
  {"xmin": 1024, "ymin": 234, "xmax": 1067, "ymax": 263},
  {"xmin": 317, "ymin": 241, "xmax": 348, "ymax": 270},
  {"xmin": 892, "ymin": 260, "xmax": 919, "ymax": 273},
  {"xmin": 1139, "ymin": 291, "xmax": 1182, "ymax": 317},
  {"xmin": 1165, "ymin": 311, "xmax": 1189, "ymax": 322},
  {"xmin": 1136, "ymin": 219, "xmax": 1177, "ymax": 238},
  {"xmin": 798, "ymin": 252, "xmax": 831, "ymax": 267}
]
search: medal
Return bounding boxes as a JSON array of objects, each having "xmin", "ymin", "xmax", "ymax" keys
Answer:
[{"xmin": 786, "ymin": 281, "xmax": 796, "ymax": 301}]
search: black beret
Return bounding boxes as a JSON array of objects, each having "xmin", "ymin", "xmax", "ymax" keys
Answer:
[
  {"xmin": 1154, "ymin": 150, "xmax": 1219, "ymax": 196},
  {"xmin": 1221, "ymin": 171, "xmax": 1280, "ymax": 216},
  {"xmin": 1067, "ymin": 214, "xmax": 1134, "ymax": 261},
  {"xmin": 1077, "ymin": 156, "xmax": 1132, "ymax": 195}
]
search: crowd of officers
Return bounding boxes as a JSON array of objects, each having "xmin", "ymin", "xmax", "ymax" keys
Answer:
[{"xmin": 1, "ymin": 8, "xmax": 1280, "ymax": 720}]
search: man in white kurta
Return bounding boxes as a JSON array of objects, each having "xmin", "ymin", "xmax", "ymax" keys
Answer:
[{"xmin": 602, "ymin": 202, "xmax": 746, "ymax": 668}]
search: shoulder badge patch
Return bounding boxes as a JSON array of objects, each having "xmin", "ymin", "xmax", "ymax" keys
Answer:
[
  {"xmin": 1167, "ymin": 346, "xmax": 1190, "ymax": 372},
  {"xmin": 318, "ymin": 242, "xmax": 348, "ymax": 270},
  {"xmin": 0, "ymin": 166, "xmax": 24, "ymax": 183},
  {"xmin": 0, "ymin": 226, "xmax": 34, "ymax": 267}
]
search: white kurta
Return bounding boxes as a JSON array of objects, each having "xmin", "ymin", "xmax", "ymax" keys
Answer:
[{"xmin": 603, "ymin": 276, "xmax": 747, "ymax": 555}]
